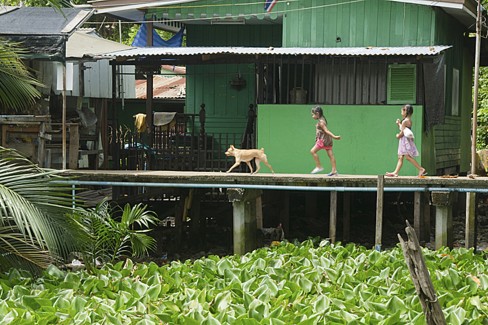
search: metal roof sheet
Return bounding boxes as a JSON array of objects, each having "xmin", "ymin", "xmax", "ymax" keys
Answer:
[
  {"xmin": 136, "ymin": 65, "xmax": 186, "ymax": 99},
  {"xmin": 66, "ymin": 30, "xmax": 132, "ymax": 59},
  {"xmin": 0, "ymin": 7, "xmax": 92, "ymax": 36},
  {"xmin": 103, "ymin": 46, "xmax": 452, "ymax": 59}
]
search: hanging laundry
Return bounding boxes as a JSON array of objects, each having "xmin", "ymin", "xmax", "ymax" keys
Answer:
[
  {"xmin": 131, "ymin": 25, "xmax": 184, "ymax": 47},
  {"xmin": 133, "ymin": 113, "xmax": 146, "ymax": 133}
]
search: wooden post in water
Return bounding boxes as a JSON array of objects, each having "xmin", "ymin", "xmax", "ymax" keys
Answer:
[
  {"xmin": 227, "ymin": 188, "xmax": 262, "ymax": 255},
  {"xmin": 375, "ymin": 175, "xmax": 384, "ymax": 251},
  {"xmin": 398, "ymin": 221, "xmax": 446, "ymax": 325}
]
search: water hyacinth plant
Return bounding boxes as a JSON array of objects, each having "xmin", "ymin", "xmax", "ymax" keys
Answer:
[{"xmin": 0, "ymin": 240, "xmax": 487, "ymax": 324}]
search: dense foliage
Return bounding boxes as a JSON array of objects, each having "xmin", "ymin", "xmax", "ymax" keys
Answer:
[
  {"xmin": 0, "ymin": 147, "xmax": 85, "ymax": 272},
  {"xmin": 1, "ymin": 240, "xmax": 487, "ymax": 324},
  {"xmin": 477, "ymin": 67, "xmax": 488, "ymax": 149}
]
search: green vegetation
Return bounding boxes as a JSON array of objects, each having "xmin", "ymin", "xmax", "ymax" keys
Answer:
[
  {"xmin": 0, "ymin": 40, "xmax": 43, "ymax": 113},
  {"xmin": 74, "ymin": 200, "xmax": 158, "ymax": 271},
  {"xmin": 0, "ymin": 147, "xmax": 85, "ymax": 272},
  {"xmin": 477, "ymin": 67, "xmax": 488, "ymax": 149},
  {"xmin": 0, "ymin": 147, "xmax": 158, "ymax": 274},
  {"xmin": 0, "ymin": 240, "xmax": 487, "ymax": 324}
]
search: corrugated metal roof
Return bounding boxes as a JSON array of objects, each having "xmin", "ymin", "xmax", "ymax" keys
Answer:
[
  {"xmin": 0, "ymin": 7, "xmax": 92, "ymax": 36},
  {"xmin": 66, "ymin": 30, "xmax": 132, "ymax": 59},
  {"xmin": 136, "ymin": 75, "xmax": 185, "ymax": 99},
  {"xmin": 103, "ymin": 46, "xmax": 452, "ymax": 58},
  {"xmin": 136, "ymin": 65, "xmax": 186, "ymax": 99}
]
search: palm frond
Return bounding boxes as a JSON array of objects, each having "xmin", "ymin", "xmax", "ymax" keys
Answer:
[
  {"xmin": 0, "ymin": 147, "xmax": 85, "ymax": 272},
  {"xmin": 0, "ymin": 39, "xmax": 43, "ymax": 112}
]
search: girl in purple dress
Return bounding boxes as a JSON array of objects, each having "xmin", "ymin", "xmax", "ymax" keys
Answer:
[{"xmin": 386, "ymin": 104, "xmax": 426, "ymax": 177}]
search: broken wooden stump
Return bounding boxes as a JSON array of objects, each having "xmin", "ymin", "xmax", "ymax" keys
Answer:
[{"xmin": 398, "ymin": 220, "xmax": 446, "ymax": 325}]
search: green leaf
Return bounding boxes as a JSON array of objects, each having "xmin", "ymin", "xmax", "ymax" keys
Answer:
[
  {"xmin": 298, "ymin": 276, "xmax": 313, "ymax": 293},
  {"xmin": 213, "ymin": 291, "xmax": 232, "ymax": 312},
  {"xmin": 69, "ymin": 296, "xmax": 87, "ymax": 316},
  {"xmin": 313, "ymin": 295, "xmax": 329, "ymax": 313}
]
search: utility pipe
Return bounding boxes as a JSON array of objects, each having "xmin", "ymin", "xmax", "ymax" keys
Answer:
[{"xmin": 54, "ymin": 180, "xmax": 488, "ymax": 193}]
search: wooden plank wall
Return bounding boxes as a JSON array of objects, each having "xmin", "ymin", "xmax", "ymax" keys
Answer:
[{"xmin": 434, "ymin": 116, "xmax": 461, "ymax": 171}]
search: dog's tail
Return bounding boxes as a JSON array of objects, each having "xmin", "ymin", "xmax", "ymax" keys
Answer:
[{"xmin": 260, "ymin": 148, "xmax": 265, "ymax": 151}]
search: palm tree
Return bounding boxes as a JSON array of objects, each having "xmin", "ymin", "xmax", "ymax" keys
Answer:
[
  {"xmin": 0, "ymin": 0, "xmax": 67, "ymax": 113},
  {"xmin": 75, "ymin": 200, "xmax": 158, "ymax": 271},
  {"xmin": 0, "ymin": 39, "xmax": 43, "ymax": 113},
  {"xmin": 0, "ymin": 147, "xmax": 86, "ymax": 272}
]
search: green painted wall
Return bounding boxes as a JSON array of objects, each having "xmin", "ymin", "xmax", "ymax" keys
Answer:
[
  {"xmin": 186, "ymin": 64, "xmax": 255, "ymax": 134},
  {"xmin": 257, "ymin": 105, "xmax": 424, "ymax": 175},
  {"xmin": 283, "ymin": 0, "xmax": 435, "ymax": 47},
  {"xmin": 184, "ymin": 25, "xmax": 282, "ymax": 134}
]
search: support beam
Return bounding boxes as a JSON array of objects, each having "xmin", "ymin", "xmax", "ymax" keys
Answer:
[
  {"xmin": 465, "ymin": 192, "xmax": 477, "ymax": 248},
  {"xmin": 342, "ymin": 192, "xmax": 351, "ymax": 242},
  {"xmin": 431, "ymin": 191, "xmax": 454, "ymax": 249},
  {"xmin": 413, "ymin": 191, "xmax": 427, "ymax": 241},
  {"xmin": 375, "ymin": 175, "xmax": 384, "ymax": 251},
  {"xmin": 227, "ymin": 188, "xmax": 262, "ymax": 255},
  {"xmin": 280, "ymin": 191, "xmax": 290, "ymax": 238},
  {"xmin": 329, "ymin": 191, "xmax": 338, "ymax": 243}
]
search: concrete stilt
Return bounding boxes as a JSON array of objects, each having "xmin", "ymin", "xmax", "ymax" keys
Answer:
[
  {"xmin": 431, "ymin": 191, "xmax": 454, "ymax": 249},
  {"xmin": 227, "ymin": 188, "xmax": 262, "ymax": 255},
  {"xmin": 375, "ymin": 175, "xmax": 384, "ymax": 251}
]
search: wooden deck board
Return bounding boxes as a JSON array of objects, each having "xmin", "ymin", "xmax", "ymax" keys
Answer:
[{"xmin": 60, "ymin": 170, "xmax": 488, "ymax": 190}]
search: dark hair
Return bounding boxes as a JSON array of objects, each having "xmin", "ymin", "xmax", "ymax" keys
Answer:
[
  {"xmin": 311, "ymin": 106, "xmax": 323, "ymax": 117},
  {"xmin": 403, "ymin": 104, "xmax": 414, "ymax": 116}
]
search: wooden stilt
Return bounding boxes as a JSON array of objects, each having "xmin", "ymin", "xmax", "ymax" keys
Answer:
[
  {"xmin": 342, "ymin": 192, "xmax": 351, "ymax": 242},
  {"xmin": 375, "ymin": 175, "xmax": 384, "ymax": 251},
  {"xmin": 329, "ymin": 191, "xmax": 338, "ymax": 243},
  {"xmin": 465, "ymin": 192, "xmax": 477, "ymax": 248},
  {"xmin": 189, "ymin": 189, "xmax": 202, "ymax": 249},
  {"xmin": 413, "ymin": 191, "xmax": 422, "ymax": 240},
  {"xmin": 256, "ymin": 196, "xmax": 263, "ymax": 230},
  {"xmin": 280, "ymin": 191, "xmax": 290, "ymax": 238},
  {"xmin": 422, "ymin": 192, "xmax": 431, "ymax": 243}
]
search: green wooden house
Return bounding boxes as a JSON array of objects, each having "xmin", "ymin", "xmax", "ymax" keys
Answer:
[{"xmin": 100, "ymin": 0, "xmax": 483, "ymax": 176}]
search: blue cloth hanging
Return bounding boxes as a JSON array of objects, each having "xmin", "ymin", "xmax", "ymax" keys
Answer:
[{"xmin": 132, "ymin": 24, "xmax": 184, "ymax": 47}]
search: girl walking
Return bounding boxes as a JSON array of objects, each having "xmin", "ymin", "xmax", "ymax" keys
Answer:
[
  {"xmin": 386, "ymin": 104, "xmax": 426, "ymax": 177},
  {"xmin": 310, "ymin": 106, "xmax": 341, "ymax": 175}
]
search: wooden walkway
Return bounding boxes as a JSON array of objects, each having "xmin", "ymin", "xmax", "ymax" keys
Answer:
[{"xmin": 60, "ymin": 170, "xmax": 488, "ymax": 253}]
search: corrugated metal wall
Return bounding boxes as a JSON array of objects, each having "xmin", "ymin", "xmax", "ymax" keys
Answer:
[{"xmin": 283, "ymin": 0, "xmax": 436, "ymax": 47}]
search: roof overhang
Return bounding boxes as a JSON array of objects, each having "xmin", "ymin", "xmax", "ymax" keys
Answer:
[
  {"xmin": 85, "ymin": 0, "xmax": 196, "ymax": 32},
  {"xmin": 389, "ymin": 0, "xmax": 482, "ymax": 30},
  {"xmin": 0, "ymin": 7, "xmax": 93, "ymax": 61},
  {"xmin": 103, "ymin": 46, "xmax": 452, "ymax": 65}
]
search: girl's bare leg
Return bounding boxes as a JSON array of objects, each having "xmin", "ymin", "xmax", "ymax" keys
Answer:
[
  {"xmin": 310, "ymin": 146, "xmax": 322, "ymax": 168},
  {"xmin": 387, "ymin": 155, "xmax": 404, "ymax": 176},
  {"xmin": 405, "ymin": 155, "xmax": 426, "ymax": 176},
  {"xmin": 326, "ymin": 149, "xmax": 337, "ymax": 173}
]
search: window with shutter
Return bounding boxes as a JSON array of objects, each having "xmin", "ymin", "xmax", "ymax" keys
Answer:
[{"xmin": 387, "ymin": 64, "xmax": 416, "ymax": 104}]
